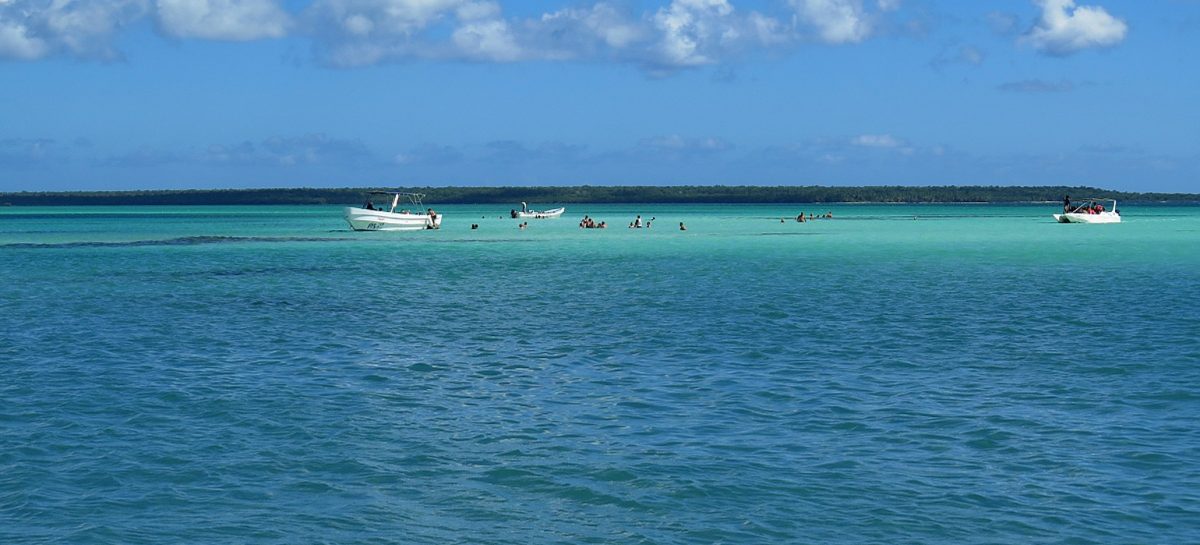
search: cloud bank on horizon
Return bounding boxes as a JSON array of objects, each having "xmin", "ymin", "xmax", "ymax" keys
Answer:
[
  {"xmin": 0, "ymin": 0, "xmax": 1129, "ymax": 68},
  {"xmin": 3, "ymin": 0, "xmax": 1197, "ymax": 193}
]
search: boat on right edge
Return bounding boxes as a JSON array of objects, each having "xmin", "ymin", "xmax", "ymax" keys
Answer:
[{"xmin": 1054, "ymin": 198, "xmax": 1121, "ymax": 224}]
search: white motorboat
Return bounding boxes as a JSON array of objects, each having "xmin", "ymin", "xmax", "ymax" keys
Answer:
[
  {"xmin": 511, "ymin": 202, "xmax": 565, "ymax": 219},
  {"xmin": 344, "ymin": 191, "xmax": 442, "ymax": 231},
  {"xmin": 1053, "ymin": 198, "xmax": 1121, "ymax": 224}
]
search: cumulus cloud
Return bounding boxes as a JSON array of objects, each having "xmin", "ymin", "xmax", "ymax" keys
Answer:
[
  {"xmin": 641, "ymin": 0, "xmax": 794, "ymax": 70},
  {"xmin": 789, "ymin": 0, "xmax": 873, "ymax": 44},
  {"xmin": 652, "ymin": 0, "xmax": 737, "ymax": 66},
  {"xmin": 1, "ymin": 0, "xmax": 904, "ymax": 68},
  {"xmin": 521, "ymin": 3, "xmax": 647, "ymax": 61},
  {"xmin": 0, "ymin": 19, "xmax": 48, "ymax": 59},
  {"xmin": 0, "ymin": 0, "xmax": 147, "ymax": 60},
  {"xmin": 156, "ymin": 0, "xmax": 291, "ymax": 41},
  {"xmin": 306, "ymin": 0, "xmax": 797, "ymax": 70},
  {"xmin": 1023, "ymin": 0, "xmax": 1127, "ymax": 55},
  {"xmin": 0, "ymin": 0, "xmax": 288, "ymax": 59},
  {"xmin": 452, "ymin": 17, "xmax": 521, "ymax": 61},
  {"xmin": 304, "ymin": 0, "xmax": 509, "ymax": 65},
  {"xmin": 307, "ymin": 0, "xmax": 465, "ymax": 39}
]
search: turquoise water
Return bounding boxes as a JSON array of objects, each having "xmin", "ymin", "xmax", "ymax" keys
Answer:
[{"xmin": 2, "ymin": 204, "xmax": 1198, "ymax": 544}]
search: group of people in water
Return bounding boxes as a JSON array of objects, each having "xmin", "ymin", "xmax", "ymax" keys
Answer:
[
  {"xmin": 787, "ymin": 211, "xmax": 833, "ymax": 223},
  {"xmin": 579, "ymin": 216, "xmax": 607, "ymax": 229},
  {"xmin": 629, "ymin": 215, "xmax": 654, "ymax": 229}
]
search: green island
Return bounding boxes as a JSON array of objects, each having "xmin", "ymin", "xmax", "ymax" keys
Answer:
[{"xmin": 2, "ymin": 185, "xmax": 1197, "ymax": 206}]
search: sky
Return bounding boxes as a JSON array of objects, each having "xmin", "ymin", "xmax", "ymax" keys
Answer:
[{"xmin": 1, "ymin": 0, "xmax": 1198, "ymax": 192}]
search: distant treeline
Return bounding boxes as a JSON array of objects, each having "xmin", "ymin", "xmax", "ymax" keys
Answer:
[{"xmin": 2, "ymin": 185, "xmax": 1197, "ymax": 206}]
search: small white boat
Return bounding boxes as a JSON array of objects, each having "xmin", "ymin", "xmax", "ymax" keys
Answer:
[
  {"xmin": 1053, "ymin": 198, "xmax": 1121, "ymax": 224},
  {"xmin": 511, "ymin": 202, "xmax": 565, "ymax": 219},
  {"xmin": 344, "ymin": 191, "xmax": 442, "ymax": 231}
]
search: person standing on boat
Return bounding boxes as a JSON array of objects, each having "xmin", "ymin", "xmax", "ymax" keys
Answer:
[{"xmin": 1063, "ymin": 195, "xmax": 1071, "ymax": 213}]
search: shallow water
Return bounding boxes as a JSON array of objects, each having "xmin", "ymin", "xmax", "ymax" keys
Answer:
[{"xmin": 2, "ymin": 203, "xmax": 1198, "ymax": 544}]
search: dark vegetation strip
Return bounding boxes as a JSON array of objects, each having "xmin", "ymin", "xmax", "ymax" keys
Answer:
[{"xmin": 2, "ymin": 185, "xmax": 1197, "ymax": 206}]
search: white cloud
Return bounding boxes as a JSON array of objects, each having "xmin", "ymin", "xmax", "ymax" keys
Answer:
[
  {"xmin": 1024, "ymin": 0, "xmax": 1127, "ymax": 55},
  {"xmin": 851, "ymin": 134, "xmax": 902, "ymax": 148},
  {"xmin": 306, "ymin": 0, "xmax": 791, "ymax": 70},
  {"xmin": 455, "ymin": 0, "xmax": 498, "ymax": 22},
  {"xmin": 652, "ymin": 0, "xmax": 737, "ymax": 66},
  {"xmin": 533, "ymin": 3, "xmax": 646, "ymax": 56},
  {"xmin": 156, "ymin": 0, "xmax": 290, "ymax": 41},
  {"xmin": 0, "ymin": 0, "xmax": 147, "ymax": 60},
  {"xmin": 1, "ymin": 0, "xmax": 898, "ymax": 68},
  {"xmin": 452, "ymin": 18, "xmax": 520, "ymax": 61},
  {"xmin": 305, "ymin": 0, "xmax": 491, "ymax": 65},
  {"xmin": 0, "ymin": 21, "xmax": 47, "ymax": 59},
  {"xmin": 789, "ymin": 0, "xmax": 873, "ymax": 44},
  {"xmin": 307, "ymin": 0, "xmax": 465, "ymax": 39},
  {"xmin": 640, "ymin": 134, "xmax": 731, "ymax": 153}
]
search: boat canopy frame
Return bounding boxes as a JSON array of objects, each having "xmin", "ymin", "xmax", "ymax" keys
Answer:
[
  {"xmin": 365, "ymin": 191, "xmax": 429, "ymax": 214},
  {"xmin": 1065, "ymin": 197, "xmax": 1117, "ymax": 214}
]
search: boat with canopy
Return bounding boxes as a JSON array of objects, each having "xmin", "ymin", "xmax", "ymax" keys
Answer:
[{"xmin": 344, "ymin": 191, "xmax": 442, "ymax": 231}]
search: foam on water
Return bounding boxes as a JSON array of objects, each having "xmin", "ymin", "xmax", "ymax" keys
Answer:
[{"xmin": 2, "ymin": 204, "xmax": 1198, "ymax": 544}]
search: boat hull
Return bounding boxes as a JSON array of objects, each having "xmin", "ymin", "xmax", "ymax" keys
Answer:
[
  {"xmin": 1053, "ymin": 212, "xmax": 1120, "ymax": 224},
  {"xmin": 515, "ymin": 207, "xmax": 565, "ymax": 219},
  {"xmin": 344, "ymin": 207, "xmax": 442, "ymax": 231}
]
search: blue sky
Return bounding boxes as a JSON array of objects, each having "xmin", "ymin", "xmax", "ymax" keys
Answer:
[{"xmin": 1, "ymin": 0, "xmax": 1197, "ymax": 192}]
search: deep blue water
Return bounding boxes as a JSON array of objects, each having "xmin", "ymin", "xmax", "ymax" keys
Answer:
[{"xmin": 2, "ymin": 204, "xmax": 1198, "ymax": 544}]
